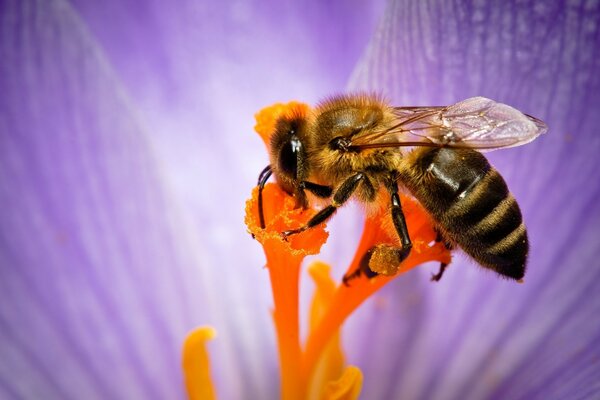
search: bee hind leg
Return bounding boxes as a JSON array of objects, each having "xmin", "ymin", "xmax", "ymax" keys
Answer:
[
  {"xmin": 389, "ymin": 184, "xmax": 413, "ymax": 260},
  {"xmin": 386, "ymin": 180, "xmax": 413, "ymax": 260},
  {"xmin": 366, "ymin": 180, "xmax": 413, "ymax": 276}
]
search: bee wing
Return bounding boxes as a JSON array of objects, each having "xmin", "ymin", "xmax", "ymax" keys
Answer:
[{"xmin": 349, "ymin": 97, "xmax": 548, "ymax": 151}]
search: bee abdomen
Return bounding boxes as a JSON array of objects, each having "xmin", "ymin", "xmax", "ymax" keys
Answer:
[
  {"xmin": 404, "ymin": 148, "xmax": 528, "ymax": 279},
  {"xmin": 448, "ymin": 175, "xmax": 528, "ymax": 280}
]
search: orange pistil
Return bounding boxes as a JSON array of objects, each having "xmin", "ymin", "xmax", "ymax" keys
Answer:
[
  {"xmin": 248, "ymin": 101, "xmax": 451, "ymax": 399},
  {"xmin": 245, "ymin": 183, "xmax": 449, "ymax": 399},
  {"xmin": 246, "ymin": 183, "xmax": 328, "ymax": 400}
]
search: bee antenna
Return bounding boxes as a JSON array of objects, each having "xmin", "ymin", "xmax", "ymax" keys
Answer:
[{"xmin": 257, "ymin": 165, "xmax": 273, "ymax": 229}]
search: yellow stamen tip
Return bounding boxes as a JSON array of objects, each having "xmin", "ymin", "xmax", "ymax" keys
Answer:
[
  {"xmin": 182, "ymin": 326, "xmax": 218, "ymax": 400},
  {"xmin": 321, "ymin": 366, "xmax": 363, "ymax": 400},
  {"xmin": 307, "ymin": 261, "xmax": 346, "ymax": 399}
]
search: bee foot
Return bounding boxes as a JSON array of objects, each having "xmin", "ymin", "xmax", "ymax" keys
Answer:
[
  {"xmin": 342, "ymin": 270, "xmax": 359, "ymax": 287},
  {"xmin": 342, "ymin": 248, "xmax": 381, "ymax": 286},
  {"xmin": 280, "ymin": 226, "xmax": 307, "ymax": 241},
  {"xmin": 430, "ymin": 262, "xmax": 448, "ymax": 282},
  {"xmin": 279, "ymin": 231, "xmax": 291, "ymax": 241}
]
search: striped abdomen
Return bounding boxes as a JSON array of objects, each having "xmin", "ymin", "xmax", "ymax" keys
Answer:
[{"xmin": 401, "ymin": 148, "xmax": 527, "ymax": 280}]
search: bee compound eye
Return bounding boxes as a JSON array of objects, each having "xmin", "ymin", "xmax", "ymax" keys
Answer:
[{"xmin": 278, "ymin": 137, "xmax": 302, "ymax": 177}]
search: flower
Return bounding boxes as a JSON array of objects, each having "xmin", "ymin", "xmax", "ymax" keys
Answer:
[{"xmin": 2, "ymin": 0, "xmax": 600, "ymax": 399}]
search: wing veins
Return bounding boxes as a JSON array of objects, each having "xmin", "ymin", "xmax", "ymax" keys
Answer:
[{"xmin": 348, "ymin": 97, "xmax": 546, "ymax": 151}]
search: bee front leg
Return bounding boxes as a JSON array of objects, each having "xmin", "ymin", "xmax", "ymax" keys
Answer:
[
  {"xmin": 301, "ymin": 181, "xmax": 333, "ymax": 198},
  {"xmin": 281, "ymin": 172, "xmax": 366, "ymax": 238}
]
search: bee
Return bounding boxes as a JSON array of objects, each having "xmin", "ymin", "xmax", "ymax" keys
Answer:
[{"xmin": 256, "ymin": 95, "xmax": 547, "ymax": 282}]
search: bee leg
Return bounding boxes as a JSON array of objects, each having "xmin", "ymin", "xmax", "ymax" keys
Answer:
[
  {"xmin": 301, "ymin": 181, "xmax": 333, "ymax": 198},
  {"xmin": 342, "ymin": 248, "xmax": 379, "ymax": 286},
  {"xmin": 257, "ymin": 165, "xmax": 273, "ymax": 229},
  {"xmin": 282, "ymin": 172, "xmax": 366, "ymax": 238},
  {"xmin": 431, "ymin": 230, "xmax": 453, "ymax": 282},
  {"xmin": 431, "ymin": 263, "xmax": 449, "ymax": 282},
  {"xmin": 342, "ymin": 268, "xmax": 362, "ymax": 286}
]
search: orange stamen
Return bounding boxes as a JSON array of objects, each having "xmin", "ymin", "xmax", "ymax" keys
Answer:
[{"xmin": 307, "ymin": 261, "xmax": 345, "ymax": 399}]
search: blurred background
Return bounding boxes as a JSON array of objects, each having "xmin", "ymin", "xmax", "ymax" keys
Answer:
[{"xmin": 1, "ymin": 0, "xmax": 599, "ymax": 399}]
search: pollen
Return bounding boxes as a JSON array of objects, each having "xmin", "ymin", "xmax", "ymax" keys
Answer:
[{"xmin": 368, "ymin": 244, "xmax": 407, "ymax": 275}]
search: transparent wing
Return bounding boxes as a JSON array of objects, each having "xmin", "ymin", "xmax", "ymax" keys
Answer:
[{"xmin": 349, "ymin": 97, "xmax": 548, "ymax": 151}]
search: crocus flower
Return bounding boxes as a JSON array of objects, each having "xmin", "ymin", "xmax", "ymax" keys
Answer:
[{"xmin": 1, "ymin": 1, "xmax": 599, "ymax": 400}]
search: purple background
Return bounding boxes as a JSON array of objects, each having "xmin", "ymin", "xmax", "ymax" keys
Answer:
[{"xmin": 1, "ymin": 0, "xmax": 599, "ymax": 399}]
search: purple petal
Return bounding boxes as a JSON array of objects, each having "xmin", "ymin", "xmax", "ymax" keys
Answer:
[
  {"xmin": 1, "ymin": 0, "xmax": 385, "ymax": 398},
  {"xmin": 0, "ymin": 1, "xmax": 207, "ymax": 398},
  {"xmin": 348, "ymin": 0, "xmax": 600, "ymax": 399},
  {"xmin": 65, "ymin": 0, "xmax": 385, "ymax": 397}
]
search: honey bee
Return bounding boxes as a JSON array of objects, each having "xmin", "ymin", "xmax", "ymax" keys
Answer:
[{"xmin": 256, "ymin": 95, "xmax": 547, "ymax": 282}]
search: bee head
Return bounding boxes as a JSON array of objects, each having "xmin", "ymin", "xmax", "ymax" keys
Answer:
[
  {"xmin": 269, "ymin": 115, "xmax": 310, "ymax": 208},
  {"xmin": 254, "ymin": 102, "xmax": 312, "ymax": 229}
]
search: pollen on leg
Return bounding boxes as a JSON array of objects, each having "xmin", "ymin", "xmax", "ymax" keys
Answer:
[{"xmin": 368, "ymin": 244, "xmax": 405, "ymax": 276}]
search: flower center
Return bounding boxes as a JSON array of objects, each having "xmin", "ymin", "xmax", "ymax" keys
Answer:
[{"xmin": 181, "ymin": 102, "xmax": 451, "ymax": 400}]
